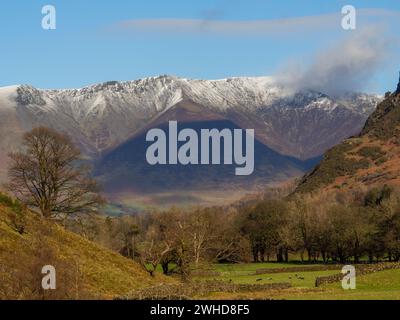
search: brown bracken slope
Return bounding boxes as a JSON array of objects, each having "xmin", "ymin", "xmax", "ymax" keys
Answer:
[{"xmin": 296, "ymin": 87, "xmax": 400, "ymax": 194}]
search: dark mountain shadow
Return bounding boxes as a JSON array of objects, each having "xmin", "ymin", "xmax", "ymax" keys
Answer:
[{"xmin": 94, "ymin": 119, "xmax": 321, "ymax": 194}]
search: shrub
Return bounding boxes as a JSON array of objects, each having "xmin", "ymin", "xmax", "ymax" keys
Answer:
[
  {"xmin": 0, "ymin": 193, "xmax": 27, "ymax": 234},
  {"xmin": 364, "ymin": 185, "xmax": 392, "ymax": 207},
  {"xmin": 357, "ymin": 146, "xmax": 385, "ymax": 161},
  {"xmin": 375, "ymin": 157, "xmax": 388, "ymax": 166},
  {"xmin": 0, "ymin": 193, "xmax": 14, "ymax": 207}
]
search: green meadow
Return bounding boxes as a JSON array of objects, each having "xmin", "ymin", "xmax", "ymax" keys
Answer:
[{"xmin": 192, "ymin": 263, "xmax": 400, "ymax": 300}]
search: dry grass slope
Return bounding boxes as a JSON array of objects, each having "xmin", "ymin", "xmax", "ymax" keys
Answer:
[{"xmin": 0, "ymin": 198, "xmax": 172, "ymax": 299}]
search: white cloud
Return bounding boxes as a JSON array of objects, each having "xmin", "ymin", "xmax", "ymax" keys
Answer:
[
  {"xmin": 112, "ymin": 9, "xmax": 400, "ymax": 36},
  {"xmin": 275, "ymin": 27, "xmax": 394, "ymax": 96}
]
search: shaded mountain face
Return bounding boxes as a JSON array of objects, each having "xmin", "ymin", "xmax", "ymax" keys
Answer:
[
  {"xmin": 95, "ymin": 117, "xmax": 320, "ymax": 193},
  {"xmin": 0, "ymin": 76, "xmax": 381, "ymax": 207},
  {"xmin": 296, "ymin": 89, "xmax": 400, "ymax": 194}
]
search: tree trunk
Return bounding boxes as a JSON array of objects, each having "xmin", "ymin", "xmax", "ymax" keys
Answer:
[{"xmin": 276, "ymin": 247, "xmax": 283, "ymax": 262}]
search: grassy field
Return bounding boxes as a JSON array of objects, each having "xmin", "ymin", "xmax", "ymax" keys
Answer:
[
  {"xmin": 201, "ymin": 263, "xmax": 338, "ymax": 288},
  {"xmin": 193, "ymin": 262, "xmax": 400, "ymax": 300},
  {"xmin": 274, "ymin": 269, "xmax": 400, "ymax": 300}
]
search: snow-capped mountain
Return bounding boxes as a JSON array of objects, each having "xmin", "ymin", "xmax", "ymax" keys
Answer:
[
  {"xmin": 0, "ymin": 75, "xmax": 382, "ymax": 206},
  {"xmin": 0, "ymin": 75, "xmax": 380, "ymax": 156}
]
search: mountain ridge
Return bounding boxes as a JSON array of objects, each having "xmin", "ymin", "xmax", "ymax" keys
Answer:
[
  {"xmin": 0, "ymin": 75, "xmax": 382, "ymax": 206},
  {"xmin": 0, "ymin": 75, "xmax": 381, "ymax": 158}
]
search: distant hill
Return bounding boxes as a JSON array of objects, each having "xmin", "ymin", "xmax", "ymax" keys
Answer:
[
  {"xmin": 0, "ymin": 195, "xmax": 170, "ymax": 299},
  {"xmin": 296, "ymin": 85, "xmax": 400, "ymax": 194}
]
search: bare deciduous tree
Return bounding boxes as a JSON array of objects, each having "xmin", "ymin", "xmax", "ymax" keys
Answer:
[
  {"xmin": 139, "ymin": 223, "xmax": 172, "ymax": 277},
  {"xmin": 6, "ymin": 127, "xmax": 104, "ymax": 219}
]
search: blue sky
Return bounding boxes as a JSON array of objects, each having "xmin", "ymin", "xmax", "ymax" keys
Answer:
[{"xmin": 0, "ymin": 0, "xmax": 399, "ymax": 93}]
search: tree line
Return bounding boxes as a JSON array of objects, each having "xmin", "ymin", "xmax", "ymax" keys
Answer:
[{"xmin": 74, "ymin": 183, "xmax": 400, "ymax": 279}]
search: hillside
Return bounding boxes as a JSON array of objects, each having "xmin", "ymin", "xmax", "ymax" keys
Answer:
[
  {"xmin": 296, "ymin": 85, "xmax": 400, "ymax": 194},
  {"xmin": 0, "ymin": 195, "xmax": 171, "ymax": 299}
]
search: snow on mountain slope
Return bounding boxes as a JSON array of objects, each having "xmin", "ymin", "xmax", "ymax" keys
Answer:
[
  {"xmin": 0, "ymin": 75, "xmax": 381, "ymax": 169},
  {"xmin": 0, "ymin": 86, "xmax": 28, "ymax": 181}
]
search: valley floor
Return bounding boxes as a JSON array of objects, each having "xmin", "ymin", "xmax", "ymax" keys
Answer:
[{"xmin": 191, "ymin": 263, "xmax": 400, "ymax": 300}]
